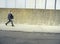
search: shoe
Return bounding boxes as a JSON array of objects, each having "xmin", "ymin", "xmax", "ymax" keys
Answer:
[
  {"xmin": 5, "ymin": 23, "xmax": 7, "ymax": 26},
  {"xmin": 12, "ymin": 25, "xmax": 14, "ymax": 27}
]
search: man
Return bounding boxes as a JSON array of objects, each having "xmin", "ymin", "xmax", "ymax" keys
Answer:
[{"xmin": 5, "ymin": 11, "xmax": 14, "ymax": 26}]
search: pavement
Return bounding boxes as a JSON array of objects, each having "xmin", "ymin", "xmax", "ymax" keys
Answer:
[
  {"xmin": 0, "ymin": 24, "xmax": 60, "ymax": 44},
  {"xmin": 0, "ymin": 30, "xmax": 60, "ymax": 44},
  {"xmin": 0, "ymin": 23, "xmax": 60, "ymax": 33}
]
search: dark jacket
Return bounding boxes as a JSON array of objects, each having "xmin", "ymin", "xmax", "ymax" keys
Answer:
[{"xmin": 8, "ymin": 13, "xmax": 14, "ymax": 19}]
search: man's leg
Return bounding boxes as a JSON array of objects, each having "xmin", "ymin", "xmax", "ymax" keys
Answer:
[
  {"xmin": 5, "ymin": 20, "xmax": 10, "ymax": 25},
  {"xmin": 10, "ymin": 19, "xmax": 14, "ymax": 26}
]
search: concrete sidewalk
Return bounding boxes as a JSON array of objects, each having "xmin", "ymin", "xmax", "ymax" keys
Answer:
[{"xmin": 0, "ymin": 24, "xmax": 60, "ymax": 33}]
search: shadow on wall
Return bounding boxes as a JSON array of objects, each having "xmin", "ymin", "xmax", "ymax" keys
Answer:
[{"xmin": 0, "ymin": 8, "xmax": 60, "ymax": 26}]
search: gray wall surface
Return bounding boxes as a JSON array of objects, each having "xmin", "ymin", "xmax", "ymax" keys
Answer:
[{"xmin": 0, "ymin": 8, "xmax": 60, "ymax": 25}]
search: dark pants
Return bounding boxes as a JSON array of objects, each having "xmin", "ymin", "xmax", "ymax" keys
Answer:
[{"xmin": 6, "ymin": 19, "xmax": 14, "ymax": 26}]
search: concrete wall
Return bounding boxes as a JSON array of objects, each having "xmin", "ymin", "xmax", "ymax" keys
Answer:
[{"xmin": 0, "ymin": 8, "xmax": 60, "ymax": 25}]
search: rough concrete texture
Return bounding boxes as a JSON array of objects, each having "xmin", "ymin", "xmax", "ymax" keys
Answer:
[{"xmin": 0, "ymin": 8, "xmax": 60, "ymax": 25}]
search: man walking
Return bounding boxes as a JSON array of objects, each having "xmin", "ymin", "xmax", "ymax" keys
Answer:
[{"xmin": 5, "ymin": 11, "xmax": 14, "ymax": 26}]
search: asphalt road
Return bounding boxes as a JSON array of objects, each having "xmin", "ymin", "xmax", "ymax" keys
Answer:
[{"xmin": 0, "ymin": 30, "xmax": 60, "ymax": 44}]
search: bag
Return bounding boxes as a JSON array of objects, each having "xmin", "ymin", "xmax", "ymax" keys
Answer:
[{"xmin": 10, "ymin": 14, "xmax": 14, "ymax": 19}]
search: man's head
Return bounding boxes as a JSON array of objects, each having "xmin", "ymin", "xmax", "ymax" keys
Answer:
[{"xmin": 9, "ymin": 10, "xmax": 12, "ymax": 14}]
